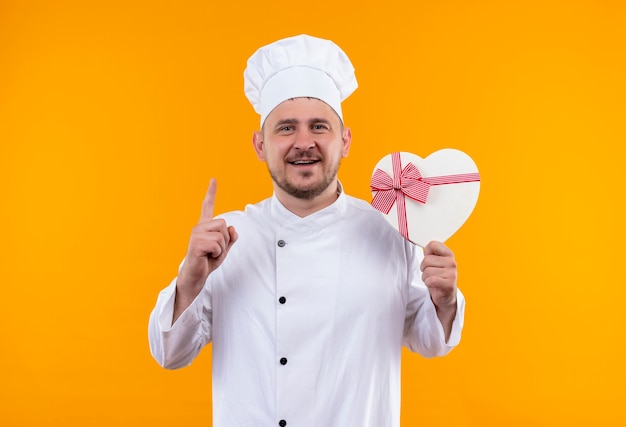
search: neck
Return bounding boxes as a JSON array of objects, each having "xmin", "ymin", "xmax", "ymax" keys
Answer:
[{"xmin": 275, "ymin": 181, "xmax": 340, "ymax": 218}]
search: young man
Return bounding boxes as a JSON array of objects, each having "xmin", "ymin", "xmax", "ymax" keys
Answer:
[{"xmin": 149, "ymin": 34, "xmax": 465, "ymax": 427}]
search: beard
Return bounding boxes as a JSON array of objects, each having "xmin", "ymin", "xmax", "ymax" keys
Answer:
[{"xmin": 268, "ymin": 150, "xmax": 341, "ymax": 200}]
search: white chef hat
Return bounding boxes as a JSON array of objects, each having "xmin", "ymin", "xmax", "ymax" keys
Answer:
[{"xmin": 244, "ymin": 34, "xmax": 358, "ymax": 126}]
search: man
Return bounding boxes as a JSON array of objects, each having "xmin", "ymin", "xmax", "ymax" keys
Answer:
[{"xmin": 149, "ymin": 34, "xmax": 465, "ymax": 427}]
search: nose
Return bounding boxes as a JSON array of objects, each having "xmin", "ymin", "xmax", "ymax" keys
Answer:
[{"xmin": 293, "ymin": 128, "xmax": 315, "ymax": 150}]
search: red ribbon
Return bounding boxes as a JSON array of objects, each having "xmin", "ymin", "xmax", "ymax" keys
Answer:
[{"xmin": 370, "ymin": 152, "xmax": 481, "ymax": 240}]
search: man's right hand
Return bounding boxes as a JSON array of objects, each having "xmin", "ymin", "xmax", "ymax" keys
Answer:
[{"xmin": 173, "ymin": 179, "xmax": 238, "ymax": 323}]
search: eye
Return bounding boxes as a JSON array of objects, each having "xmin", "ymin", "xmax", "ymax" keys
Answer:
[
  {"xmin": 276, "ymin": 125, "xmax": 295, "ymax": 134},
  {"xmin": 312, "ymin": 124, "xmax": 329, "ymax": 131}
]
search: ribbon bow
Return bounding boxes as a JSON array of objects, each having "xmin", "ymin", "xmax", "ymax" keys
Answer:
[{"xmin": 371, "ymin": 152, "xmax": 480, "ymax": 240}]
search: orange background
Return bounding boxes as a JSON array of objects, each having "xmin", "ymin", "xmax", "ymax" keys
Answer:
[{"xmin": 1, "ymin": 0, "xmax": 625, "ymax": 425}]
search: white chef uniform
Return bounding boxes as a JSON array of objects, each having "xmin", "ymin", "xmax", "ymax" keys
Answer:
[{"xmin": 148, "ymin": 187, "xmax": 465, "ymax": 427}]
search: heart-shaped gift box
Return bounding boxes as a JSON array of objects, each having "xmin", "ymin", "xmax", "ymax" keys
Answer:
[{"xmin": 370, "ymin": 150, "xmax": 480, "ymax": 247}]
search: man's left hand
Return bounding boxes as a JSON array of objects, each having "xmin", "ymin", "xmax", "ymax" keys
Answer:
[{"xmin": 420, "ymin": 241, "xmax": 458, "ymax": 311}]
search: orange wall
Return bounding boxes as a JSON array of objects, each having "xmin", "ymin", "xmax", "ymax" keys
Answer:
[{"xmin": 1, "ymin": 0, "xmax": 625, "ymax": 425}]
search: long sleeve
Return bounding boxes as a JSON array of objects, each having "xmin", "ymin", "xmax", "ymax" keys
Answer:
[
  {"xmin": 147, "ymin": 277, "xmax": 213, "ymax": 369},
  {"xmin": 146, "ymin": 194, "xmax": 467, "ymax": 426},
  {"xmin": 402, "ymin": 247, "xmax": 466, "ymax": 358}
]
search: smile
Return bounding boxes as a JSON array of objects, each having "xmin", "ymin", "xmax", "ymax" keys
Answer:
[{"xmin": 289, "ymin": 160, "xmax": 319, "ymax": 165}]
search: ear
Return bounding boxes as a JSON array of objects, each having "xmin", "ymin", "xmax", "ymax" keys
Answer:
[
  {"xmin": 341, "ymin": 127, "xmax": 352, "ymax": 158},
  {"xmin": 252, "ymin": 131, "xmax": 266, "ymax": 161}
]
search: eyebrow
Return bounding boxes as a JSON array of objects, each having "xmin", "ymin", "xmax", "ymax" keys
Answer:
[
  {"xmin": 273, "ymin": 118, "xmax": 298, "ymax": 129},
  {"xmin": 273, "ymin": 117, "xmax": 333, "ymax": 130}
]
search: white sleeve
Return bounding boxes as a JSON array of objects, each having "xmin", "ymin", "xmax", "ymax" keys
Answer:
[
  {"xmin": 402, "ymin": 248, "xmax": 466, "ymax": 358},
  {"xmin": 147, "ymin": 276, "xmax": 213, "ymax": 369}
]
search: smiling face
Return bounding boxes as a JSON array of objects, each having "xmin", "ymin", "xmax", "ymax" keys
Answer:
[{"xmin": 253, "ymin": 97, "xmax": 352, "ymax": 207}]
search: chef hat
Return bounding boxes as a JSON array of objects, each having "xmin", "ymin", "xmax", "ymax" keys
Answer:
[{"xmin": 244, "ymin": 34, "xmax": 358, "ymax": 126}]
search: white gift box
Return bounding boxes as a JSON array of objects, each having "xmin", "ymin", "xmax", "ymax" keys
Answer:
[{"xmin": 370, "ymin": 150, "xmax": 481, "ymax": 247}]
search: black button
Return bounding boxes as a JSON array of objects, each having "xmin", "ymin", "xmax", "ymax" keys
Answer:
[
  {"xmin": 279, "ymin": 420, "xmax": 287, "ymax": 427},
  {"xmin": 277, "ymin": 239, "xmax": 286, "ymax": 247},
  {"xmin": 279, "ymin": 357, "xmax": 288, "ymax": 365},
  {"xmin": 278, "ymin": 296, "xmax": 286, "ymax": 304}
]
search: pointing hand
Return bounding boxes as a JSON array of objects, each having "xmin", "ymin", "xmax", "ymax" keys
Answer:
[{"xmin": 178, "ymin": 179, "xmax": 239, "ymax": 291}]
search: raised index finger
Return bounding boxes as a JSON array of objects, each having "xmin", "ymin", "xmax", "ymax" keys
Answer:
[{"xmin": 200, "ymin": 179, "xmax": 217, "ymax": 221}]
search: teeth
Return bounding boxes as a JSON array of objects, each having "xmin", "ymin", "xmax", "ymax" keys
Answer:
[{"xmin": 293, "ymin": 160, "xmax": 316, "ymax": 165}]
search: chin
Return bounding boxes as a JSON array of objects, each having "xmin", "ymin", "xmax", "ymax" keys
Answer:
[{"xmin": 275, "ymin": 177, "xmax": 332, "ymax": 200}]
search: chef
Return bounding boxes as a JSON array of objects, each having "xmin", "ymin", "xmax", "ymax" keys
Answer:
[{"xmin": 148, "ymin": 34, "xmax": 465, "ymax": 427}]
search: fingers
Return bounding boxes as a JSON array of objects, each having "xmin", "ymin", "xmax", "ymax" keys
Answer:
[
  {"xmin": 421, "ymin": 268, "xmax": 457, "ymax": 288},
  {"xmin": 420, "ymin": 241, "xmax": 457, "ymax": 304},
  {"xmin": 200, "ymin": 179, "xmax": 217, "ymax": 222},
  {"xmin": 190, "ymin": 218, "xmax": 231, "ymax": 259},
  {"xmin": 420, "ymin": 241, "xmax": 456, "ymax": 271},
  {"xmin": 423, "ymin": 240, "xmax": 453, "ymax": 257},
  {"xmin": 227, "ymin": 225, "xmax": 239, "ymax": 246},
  {"xmin": 179, "ymin": 181, "xmax": 236, "ymax": 289},
  {"xmin": 192, "ymin": 180, "xmax": 239, "ymax": 261},
  {"xmin": 210, "ymin": 225, "xmax": 239, "ymax": 260}
]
